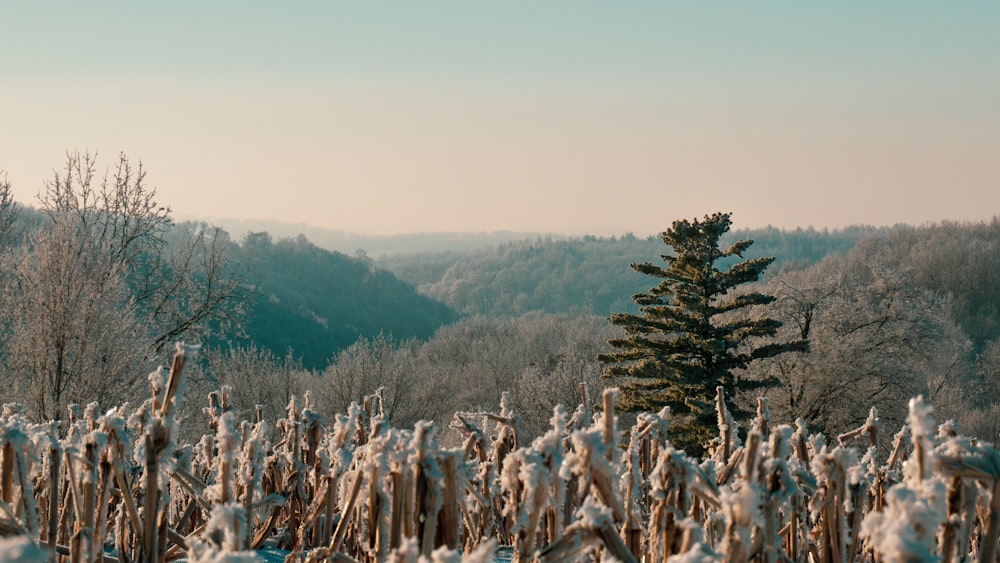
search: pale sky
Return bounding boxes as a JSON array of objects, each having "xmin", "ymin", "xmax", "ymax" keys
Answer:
[{"xmin": 2, "ymin": 2, "xmax": 998, "ymax": 235}]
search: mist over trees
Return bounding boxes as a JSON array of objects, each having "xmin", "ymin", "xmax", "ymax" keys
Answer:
[
  {"xmin": 209, "ymin": 214, "xmax": 999, "ymax": 446},
  {"xmin": 370, "ymin": 216, "xmax": 1000, "ymax": 445},
  {"xmin": 380, "ymin": 225, "xmax": 884, "ymax": 318},
  {"xmin": 230, "ymin": 231, "xmax": 459, "ymax": 369},
  {"xmin": 2, "ymin": 154, "xmax": 999, "ymax": 453}
]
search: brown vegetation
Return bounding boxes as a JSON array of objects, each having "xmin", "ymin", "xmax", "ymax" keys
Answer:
[{"xmin": 1, "ymin": 345, "xmax": 999, "ymax": 562}]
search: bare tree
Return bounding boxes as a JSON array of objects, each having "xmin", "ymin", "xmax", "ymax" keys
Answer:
[
  {"xmin": 4, "ymin": 219, "xmax": 153, "ymax": 421},
  {"xmin": 0, "ymin": 152, "xmax": 244, "ymax": 421},
  {"xmin": 512, "ymin": 356, "xmax": 606, "ymax": 439},
  {"xmin": 37, "ymin": 152, "xmax": 245, "ymax": 349},
  {"xmin": 316, "ymin": 334, "xmax": 438, "ymax": 428},
  {"xmin": 746, "ymin": 253, "xmax": 972, "ymax": 440},
  {"xmin": 148, "ymin": 221, "xmax": 246, "ymax": 348},
  {"xmin": 195, "ymin": 344, "xmax": 312, "ymax": 431},
  {"xmin": 956, "ymin": 338, "xmax": 1000, "ymax": 441}
]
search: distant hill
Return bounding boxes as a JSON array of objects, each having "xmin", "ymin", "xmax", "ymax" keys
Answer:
[
  {"xmin": 3, "ymin": 210, "xmax": 459, "ymax": 371},
  {"xmin": 227, "ymin": 231, "xmax": 460, "ymax": 369},
  {"xmin": 378, "ymin": 225, "xmax": 887, "ymax": 318},
  {"xmin": 190, "ymin": 216, "xmax": 559, "ymax": 256}
]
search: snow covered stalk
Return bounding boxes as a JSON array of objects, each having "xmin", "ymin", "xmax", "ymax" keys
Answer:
[
  {"xmin": 142, "ymin": 343, "xmax": 195, "ymax": 562},
  {"xmin": 717, "ymin": 387, "xmax": 733, "ymax": 461},
  {"xmin": 624, "ymin": 412, "xmax": 662, "ymax": 561},
  {"xmin": 474, "ymin": 458, "xmax": 496, "ymax": 548},
  {"xmin": 940, "ymin": 476, "xmax": 962, "ymax": 563},
  {"xmin": 1, "ymin": 441, "xmax": 13, "ymax": 508},
  {"xmin": 46, "ymin": 445, "xmax": 60, "ymax": 552},
  {"xmin": 111, "ymin": 441, "xmax": 142, "ymax": 556},
  {"xmin": 0, "ymin": 427, "xmax": 40, "ymax": 538},
  {"xmin": 622, "ymin": 469, "xmax": 643, "ymax": 560},
  {"xmin": 239, "ymin": 420, "xmax": 266, "ymax": 549},
  {"xmin": 743, "ymin": 431, "xmax": 761, "ymax": 484},
  {"xmin": 159, "ymin": 346, "xmax": 190, "ymax": 420},
  {"xmin": 837, "ymin": 408, "xmax": 878, "ymax": 449},
  {"xmin": 761, "ymin": 430, "xmax": 786, "ymax": 563},
  {"xmin": 578, "ymin": 382, "xmax": 592, "ymax": 424},
  {"xmin": 440, "ymin": 452, "xmax": 461, "ymax": 550},
  {"xmin": 718, "ymin": 431, "xmax": 761, "ymax": 563},
  {"xmin": 602, "ymin": 389, "xmax": 616, "ymax": 459},
  {"xmin": 304, "ymin": 409, "xmax": 324, "ymax": 547},
  {"xmin": 367, "ymin": 456, "xmax": 388, "ymax": 559},
  {"xmin": 492, "ymin": 392, "xmax": 520, "ymax": 473},
  {"xmin": 330, "ymin": 469, "xmax": 364, "ymax": 553},
  {"xmin": 281, "ymin": 396, "xmax": 306, "ymax": 549},
  {"xmin": 820, "ymin": 455, "xmax": 848, "ymax": 563},
  {"xmin": 72, "ymin": 437, "xmax": 100, "ymax": 563},
  {"xmin": 94, "ymin": 448, "xmax": 115, "ymax": 563},
  {"xmin": 982, "ymin": 479, "xmax": 1000, "ymax": 563},
  {"xmin": 218, "ymin": 413, "xmax": 236, "ymax": 506},
  {"xmin": 389, "ymin": 464, "xmax": 405, "ymax": 550},
  {"xmin": 320, "ymin": 475, "xmax": 336, "ymax": 547},
  {"xmin": 755, "ymin": 397, "xmax": 771, "ymax": 439},
  {"xmin": 61, "ymin": 448, "xmax": 80, "ymax": 552},
  {"xmin": 885, "ymin": 428, "xmax": 908, "ymax": 473},
  {"xmin": 412, "ymin": 421, "xmax": 442, "ymax": 557},
  {"xmin": 646, "ymin": 448, "xmax": 695, "ymax": 563},
  {"xmin": 142, "ymin": 432, "xmax": 161, "ymax": 560}
]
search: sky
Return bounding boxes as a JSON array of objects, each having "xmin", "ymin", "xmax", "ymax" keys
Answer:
[{"xmin": 2, "ymin": 2, "xmax": 999, "ymax": 236}]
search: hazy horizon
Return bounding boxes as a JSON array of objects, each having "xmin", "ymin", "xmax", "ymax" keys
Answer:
[
  {"xmin": 187, "ymin": 213, "xmax": 909, "ymax": 243},
  {"xmin": 3, "ymin": 3, "xmax": 998, "ymax": 236}
]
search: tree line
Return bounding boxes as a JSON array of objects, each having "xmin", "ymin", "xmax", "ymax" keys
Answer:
[
  {"xmin": 4, "ymin": 154, "xmax": 1000, "ymax": 454},
  {"xmin": 379, "ymin": 214, "xmax": 1000, "ymax": 448},
  {"xmin": 379, "ymin": 225, "xmax": 885, "ymax": 317}
]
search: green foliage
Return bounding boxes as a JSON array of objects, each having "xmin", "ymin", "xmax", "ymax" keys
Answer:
[
  {"xmin": 599, "ymin": 213, "xmax": 806, "ymax": 452},
  {"xmin": 227, "ymin": 232, "xmax": 460, "ymax": 369}
]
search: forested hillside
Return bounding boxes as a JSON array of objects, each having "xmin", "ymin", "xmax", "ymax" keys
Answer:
[
  {"xmin": 229, "ymin": 231, "xmax": 459, "ymax": 369},
  {"xmin": 3, "ymin": 215, "xmax": 460, "ymax": 376},
  {"xmin": 378, "ymin": 225, "xmax": 884, "ymax": 317},
  {"xmin": 346, "ymin": 217, "xmax": 1000, "ymax": 445}
]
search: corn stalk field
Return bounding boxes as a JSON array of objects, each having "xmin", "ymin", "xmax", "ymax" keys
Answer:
[{"xmin": 1, "ymin": 345, "xmax": 999, "ymax": 563}]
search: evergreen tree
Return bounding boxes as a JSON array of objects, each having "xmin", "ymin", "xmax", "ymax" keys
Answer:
[{"xmin": 599, "ymin": 212, "xmax": 806, "ymax": 452}]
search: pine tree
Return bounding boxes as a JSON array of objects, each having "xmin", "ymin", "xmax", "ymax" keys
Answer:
[{"xmin": 599, "ymin": 212, "xmax": 806, "ymax": 452}]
